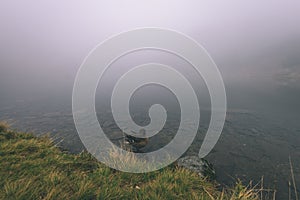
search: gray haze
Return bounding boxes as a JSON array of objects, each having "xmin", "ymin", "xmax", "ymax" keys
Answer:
[{"xmin": 1, "ymin": 0, "xmax": 300, "ymax": 116}]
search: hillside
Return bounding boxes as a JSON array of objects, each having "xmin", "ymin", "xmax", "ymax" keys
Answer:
[{"xmin": 0, "ymin": 122, "xmax": 260, "ymax": 200}]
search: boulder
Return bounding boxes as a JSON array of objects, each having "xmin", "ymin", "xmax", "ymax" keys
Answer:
[{"xmin": 177, "ymin": 156, "xmax": 216, "ymax": 179}]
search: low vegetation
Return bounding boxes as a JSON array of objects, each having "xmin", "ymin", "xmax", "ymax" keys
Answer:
[{"xmin": 0, "ymin": 122, "xmax": 262, "ymax": 199}]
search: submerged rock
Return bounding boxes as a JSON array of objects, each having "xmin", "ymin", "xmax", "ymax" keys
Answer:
[{"xmin": 177, "ymin": 156, "xmax": 216, "ymax": 179}]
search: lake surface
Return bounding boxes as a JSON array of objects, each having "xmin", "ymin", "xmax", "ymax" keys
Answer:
[{"xmin": 1, "ymin": 100, "xmax": 299, "ymax": 199}]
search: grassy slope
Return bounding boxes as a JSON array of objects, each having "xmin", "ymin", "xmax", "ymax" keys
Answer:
[{"xmin": 0, "ymin": 122, "xmax": 259, "ymax": 200}]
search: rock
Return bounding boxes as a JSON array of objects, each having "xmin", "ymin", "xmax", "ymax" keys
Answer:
[
  {"xmin": 102, "ymin": 121, "xmax": 114, "ymax": 128},
  {"xmin": 177, "ymin": 156, "xmax": 216, "ymax": 179}
]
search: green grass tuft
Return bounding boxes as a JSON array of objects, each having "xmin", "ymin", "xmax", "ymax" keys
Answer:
[{"xmin": 0, "ymin": 121, "xmax": 9, "ymax": 133}]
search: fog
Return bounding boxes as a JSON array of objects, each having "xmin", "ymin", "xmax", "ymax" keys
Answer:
[{"xmin": 1, "ymin": 0, "xmax": 300, "ymax": 117}]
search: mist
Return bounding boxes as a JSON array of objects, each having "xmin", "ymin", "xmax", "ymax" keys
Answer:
[{"xmin": 1, "ymin": 0, "xmax": 300, "ymax": 117}]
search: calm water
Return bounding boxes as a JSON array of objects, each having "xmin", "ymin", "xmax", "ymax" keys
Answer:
[{"xmin": 1, "ymin": 100, "xmax": 299, "ymax": 199}]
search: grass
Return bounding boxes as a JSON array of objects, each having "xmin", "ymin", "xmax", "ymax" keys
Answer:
[
  {"xmin": 289, "ymin": 156, "xmax": 299, "ymax": 200},
  {"xmin": 0, "ymin": 122, "xmax": 263, "ymax": 200}
]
